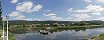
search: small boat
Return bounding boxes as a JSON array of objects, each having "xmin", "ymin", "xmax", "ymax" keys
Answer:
[{"xmin": 39, "ymin": 30, "xmax": 48, "ymax": 34}]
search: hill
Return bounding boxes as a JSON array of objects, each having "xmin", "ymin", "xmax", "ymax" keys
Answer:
[{"xmin": 7, "ymin": 20, "xmax": 104, "ymax": 25}]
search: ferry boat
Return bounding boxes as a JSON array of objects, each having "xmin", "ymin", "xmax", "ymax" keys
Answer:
[{"xmin": 39, "ymin": 30, "xmax": 48, "ymax": 34}]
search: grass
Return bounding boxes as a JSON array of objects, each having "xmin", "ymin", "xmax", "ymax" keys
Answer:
[
  {"xmin": 0, "ymin": 28, "xmax": 16, "ymax": 40},
  {"xmin": 0, "ymin": 29, "xmax": 3, "ymax": 40},
  {"xmin": 91, "ymin": 34, "xmax": 104, "ymax": 40},
  {"xmin": 8, "ymin": 32, "xmax": 16, "ymax": 40},
  {"xmin": 9, "ymin": 25, "xmax": 104, "ymax": 33}
]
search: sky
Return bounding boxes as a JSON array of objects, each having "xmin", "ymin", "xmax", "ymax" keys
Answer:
[{"xmin": 1, "ymin": 0, "xmax": 104, "ymax": 21}]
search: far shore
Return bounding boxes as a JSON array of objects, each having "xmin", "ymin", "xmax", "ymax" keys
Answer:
[
  {"xmin": 8, "ymin": 25, "xmax": 104, "ymax": 33},
  {"xmin": 91, "ymin": 34, "xmax": 104, "ymax": 40}
]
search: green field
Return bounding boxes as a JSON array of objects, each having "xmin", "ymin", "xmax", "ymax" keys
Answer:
[
  {"xmin": 91, "ymin": 34, "xmax": 104, "ymax": 40},
  {"xmin": 0, "ymin": 29, "xmax": 16, "ymax": 40},
  {"xmin": 0, "ymin": 29, "xmax": 3, "ymax": 40}
]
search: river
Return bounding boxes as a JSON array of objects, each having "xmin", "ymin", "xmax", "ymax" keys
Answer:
[{"xmin": 14, "ymin": 27, "xmax": 104, "ymax": 40}]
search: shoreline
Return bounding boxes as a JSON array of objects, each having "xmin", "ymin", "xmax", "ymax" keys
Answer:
[
  {"xmin": 9, "ymin": 25, "xmax": 104, "ymax": 33},
  {"xmin": 0, "ymin": 29, "xmax": 16, "ymax": 40},
  {"xmin": 8, "ymin": 25, "xmax": 104, "ymax": 40},
  {"xmin": 91, "ymin": 34, "xmax": 104, "ymax": 40}
]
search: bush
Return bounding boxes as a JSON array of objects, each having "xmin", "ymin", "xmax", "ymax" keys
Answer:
[
  {"xmin": 0, "ymin": 34, "xmax": 1, "ymax": 37},
  {"xmin": 9, "ymin": 32, "xmax": 16, "ymax": 40}
]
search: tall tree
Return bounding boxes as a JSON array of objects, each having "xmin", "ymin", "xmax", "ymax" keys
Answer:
[
  {"xmin": 0, "ymin": 0, "xmax": 2, "ymax": 22},
  {"xmin": 0, "ymin": 0, "xmax": 2, "ymax": 26}
]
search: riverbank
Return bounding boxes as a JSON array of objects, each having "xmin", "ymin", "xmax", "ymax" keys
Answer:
[
  {"xmin": 9, "ymin": 25, "xmax": 104, "ymax": 34},
  {"xmin": 0, "ymin": 29, "xmax": 16, "ymax": 40},
  {"xmin": 9, "ymin": 25, "xmax": 104, "ymax": 40},
  {"xmin": 9, "ymin": 32, "xmax": 16, "ymax": 40},
  {"xmin": 14, "ymin": 27, "xmax": 104, "ymax": 40},
  {"xmin": 47, "ymin": 25, "xmax": 104, "ymax": 33},
  {"xmin": 0, "ymin": 29, "xmax": 3, "ymax": 40},
  {"xmin": 91, "ymin": 34, "xmax": 104, "ymax": 40}
]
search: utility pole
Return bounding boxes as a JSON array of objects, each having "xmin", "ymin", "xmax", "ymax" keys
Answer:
[
  {"xmin": 2, "ymin": 17, "xmax": 5, "ymax": 40},
  {"xmin": 6, "ymin": 15, "xmax": 9, "ymax": 40}
]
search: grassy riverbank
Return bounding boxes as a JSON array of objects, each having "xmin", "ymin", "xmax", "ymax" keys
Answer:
[
  {"xmin": 0, "ymin": 29, "xmax": 16, "ymax": 40},
  {"xmin": 91, "ymin": 34, "xmax": 104, "ymax": 40},
  {"xmin": 9, "ymin": 32, "xmax": 16, "ymax": 40},
  {"xmin": 9, "ymin": 25, "xmax": 104, "ymax": 33},
  {"xmin": 44, "ymin": 25, "xmax": 104, "ymax": 32},
  {"xmin": 0, "ymin": 29, "xmax": 3, "ymax": 40}
]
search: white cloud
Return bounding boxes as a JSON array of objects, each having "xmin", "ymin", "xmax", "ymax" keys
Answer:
[
  {"xmin": 95, "ymin": 17, "xmax": 104, "ymax": 21},
  {"xmin": 8, "ymin": 11, "xmax": 21, "ymax": 17},
  {"xmin": 19, "ymin": 18, "xmax": 33, "ymax": 21},
  {"xmin": 32, "ymin": 4, "xmax": 43, "ymax": 11},
  {"xmin": 85, "ymin": 0, "xmax": 92, "ymax": 2},
  {"xmin": 9, "ymin": 11, "xmax": 26, "ymax": 19},
  {"xmin": 48, "ymin": 16, "xmax": 62, "ymax": 20},
  {"xmin": 16, "ymin": 1, "xmax": 33, "ymax": 12},
  {"xmin": 18, "ymin": 18, "xmax": 42, "ymax": 21},
  {"xmin": 33, "ymin": 18, "xmax": 42, "ymax": 21},
  {"xmin": 11, "ymin": 0, "xmax": 18, "ymax": 4},
  {"xmin": 68, "ymin": 4, "xmax": 104, "ymax": 15},
  {"xmin": 9, "ymin": 11, "xmax": 42, "ymax": 21},
  {"xmin": 84, "ymin": 0, "xmax": 104, "ymax": 3},
  {"xmin": 65, "ymin": 17, "xmax": 71, "ymax": 20},
  {"xmin": 43, "ymin": 12, "xmax": 63, "ymax": 21},
  {"xmin": 68, "ymin": 4, "xmax": 104, "ymax": 21},
  {"xmin": 43, "ymin": 13, "xmax": 56, "ymax": 16},
  {"xmin": 92, "ymin": 13, "xmax": 101, "ymax": 15},
  {"xmin": 9, "ymin": 1, "xmax": 43, "ymax": 20},
  {"xmin": 86, "ymin": 4, "xmax": 104, "ymax": 12},
  {"xmin": 72, "ymin": 14, "xmax": 91, "ymax": 21},
  {"xmin": 16, "ymin": 1, "xmax": 42, "ymax": 13},
  {"xmin": 45, "ymin": 10, "xmax": 51, "ymax": 11},
  {"xmin": 62, "ymin": 17, "xmax": 71, "ymax": 21},
  {"xmin": 96, "ymin": 0, "xmax": 104, "ymax": 3},
  {"xmin": 16, "ymin": 15, "xmax": 25, "ymax": 19},
  {"xmin": 67, "ymin": 4, "xmax": 104, "ymax": 21},
  {"xmin": 68, "ymin": 8, "xmax": 73, "ymax": 12}
]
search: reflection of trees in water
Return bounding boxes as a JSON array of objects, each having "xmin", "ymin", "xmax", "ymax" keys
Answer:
[
  {"xmin": 42, "ymin": 33, "xmax": 56, "ymax": 40},
  {"xmin": 75, "ymin": 29, "xmax": 86, "ymax": 32},
  {"xmin": 9, "ymin": 27, "xmax": 87, "ymax": 34},
  {"xmin": 49, "ymin": 29, "xmax": 87, "ymax": 33}
]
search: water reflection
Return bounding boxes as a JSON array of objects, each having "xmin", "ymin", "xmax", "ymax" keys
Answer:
[{"xmin": 15, "ymin": 27, "xmax": 104, "ymax": 40}]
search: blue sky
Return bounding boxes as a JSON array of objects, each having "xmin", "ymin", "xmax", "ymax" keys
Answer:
[{"xmin": 2, "ymin": 0, "xmax": 104, "ymax": 21}]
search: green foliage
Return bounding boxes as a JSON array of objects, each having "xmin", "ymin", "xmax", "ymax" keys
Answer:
[
  {"xmin": 0, "ymin": 33, "xmax": 1, "ymax": 37},
  {"xmin": 0, "ymin": 29, "xmax": 16, "ymax": 40},
  {"xmin": 99, "ymin": 34, "xmax": 104, "ymax": 37},
  {"xmin": 91, "ymin": 34, "xmax": 104, "ymax": 40},
  {"xmin": 9, "ymin": 32, "xmax": 16, "ymax": 40}
]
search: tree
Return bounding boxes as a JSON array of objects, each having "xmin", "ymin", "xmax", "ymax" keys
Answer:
[{"xmin": 0, "ymin": 0, "xmax": 2, "ymax": 26}]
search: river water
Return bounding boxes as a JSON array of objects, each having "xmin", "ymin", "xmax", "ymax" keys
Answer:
[{"xmin": 14, "ymin": 27, "xmax": 104, "ymax": 40}]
